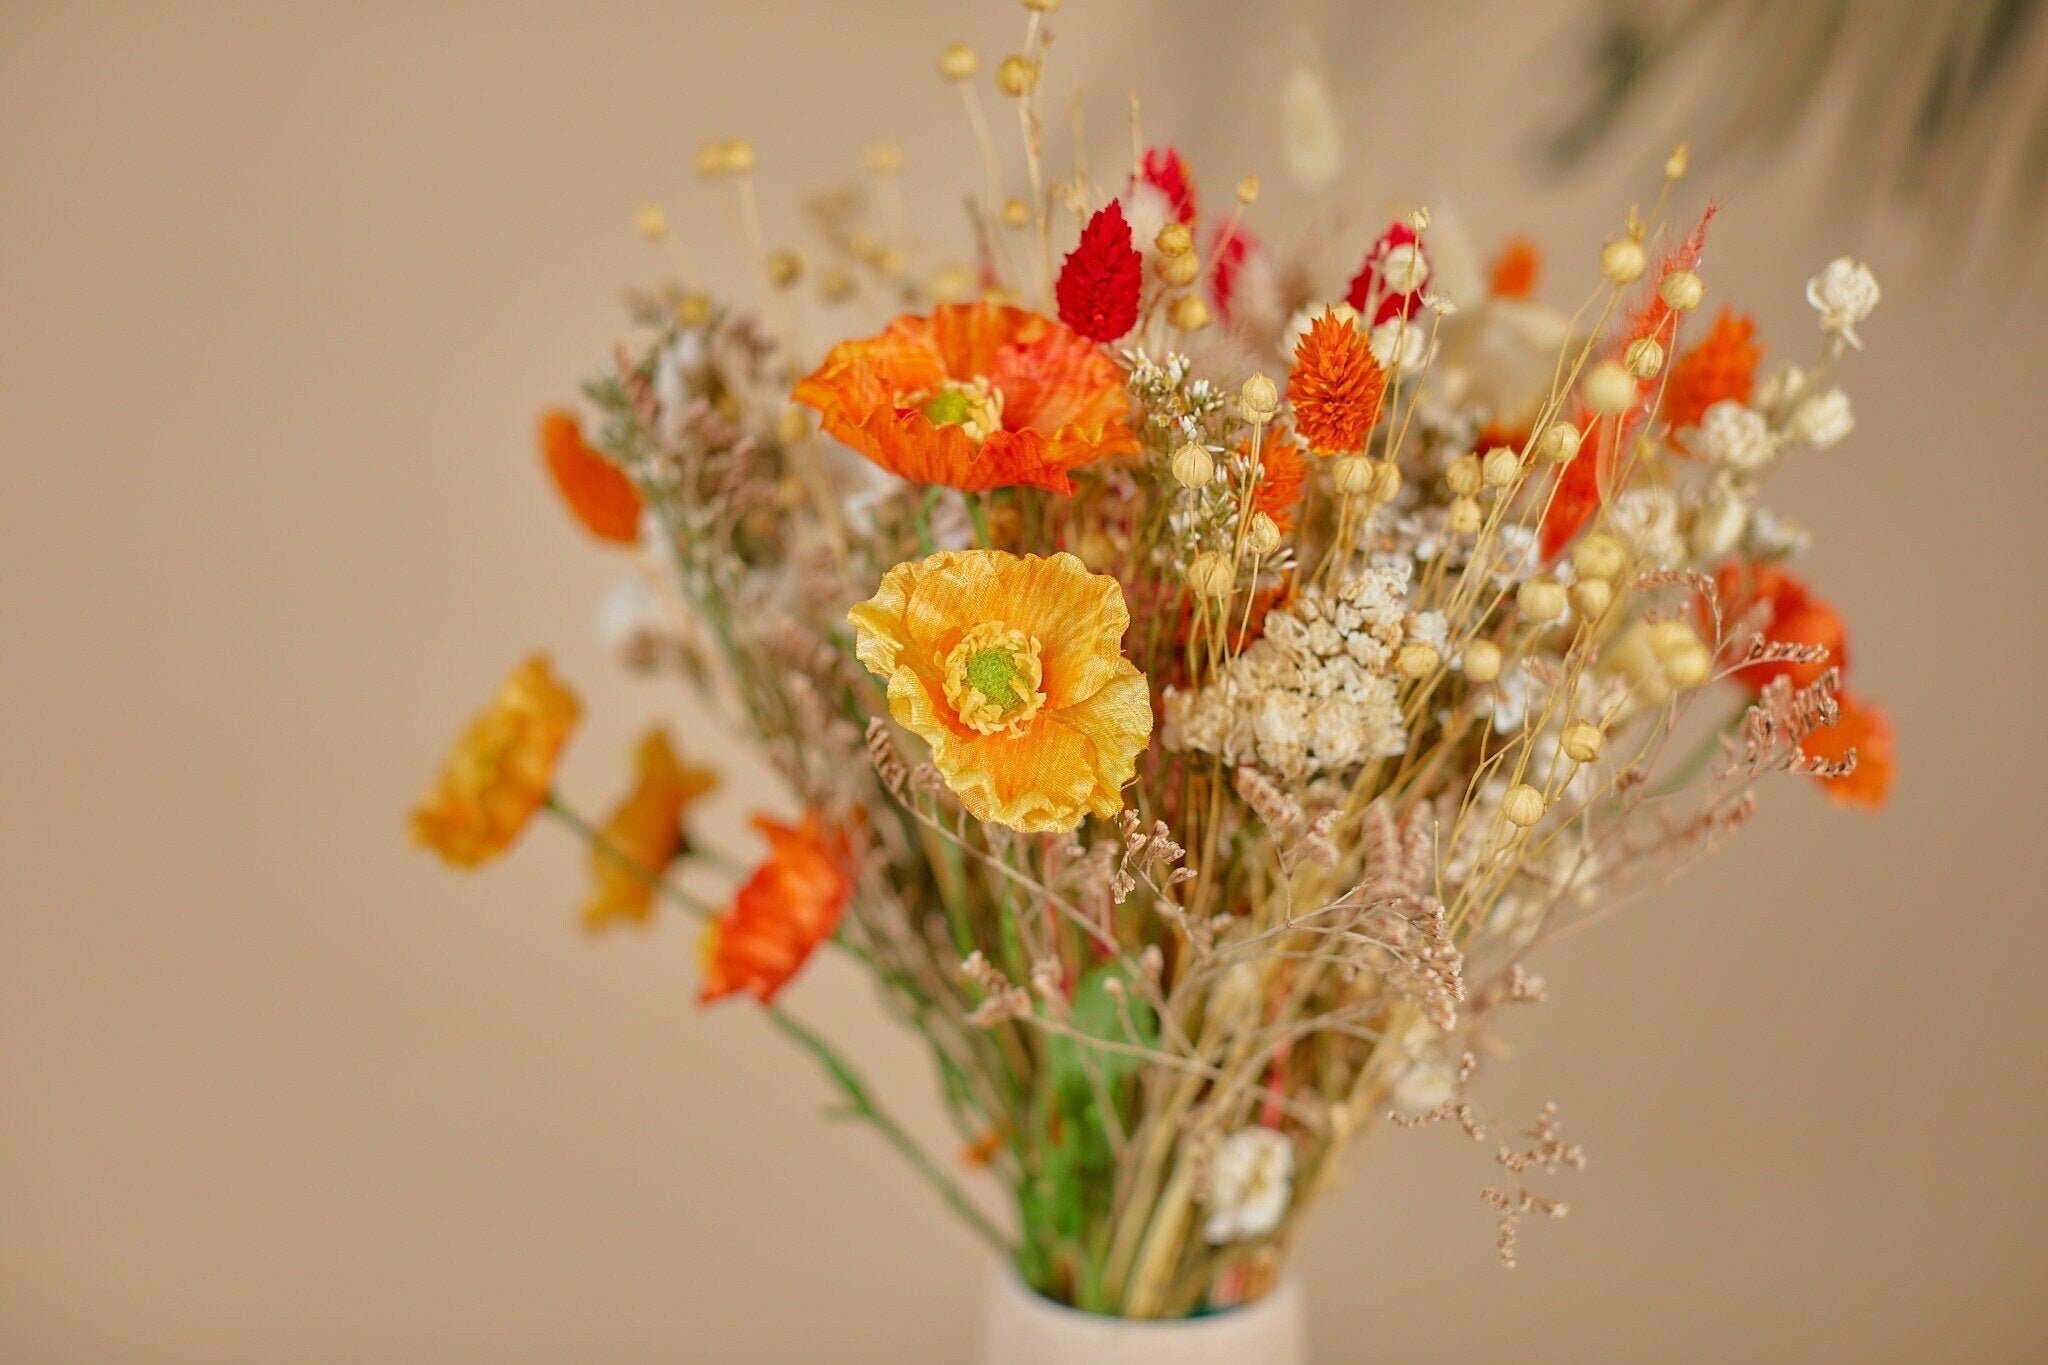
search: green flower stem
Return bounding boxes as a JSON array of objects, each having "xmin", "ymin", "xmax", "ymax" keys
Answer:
[{"xmin": 540, "ymin": 795, "xmax": 1007, "ymax": 1254}]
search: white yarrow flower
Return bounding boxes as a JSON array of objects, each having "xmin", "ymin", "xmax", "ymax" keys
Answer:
[
  {"xmin": 1203, "ymin": 1128, "xmax": 1295, "ymax": 1244},
  {"xmin": 1788, "ymin": 388, "xmax": 1854, "ymax": 449},
  {"xmin": 1368, "ymin": 317, "xmax": 1429, "ymax": 374},
  {"xmin": 1805, "ymin": 257, "xmax": 1880, "ymax": 347},
  {"xmin": 1608, "ymin": 486, "xmax": 1685, "ymax": 568},
  {"xmin": 1697, "ymin": 400, "xmax": 1774, "ymax": 473}
]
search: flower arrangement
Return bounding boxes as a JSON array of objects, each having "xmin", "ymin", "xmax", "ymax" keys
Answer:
[{"xmin": 412, "ymin": 2, "xmax": 1892, "ymax": 1320}]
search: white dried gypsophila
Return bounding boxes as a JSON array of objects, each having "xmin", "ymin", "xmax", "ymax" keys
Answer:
[
  {"xmin": 1368, "ymin": 317, "xmax": 1430, "ymax": 374},
  {"xmin": 1745, "ymin": 507, "xmax": 1810, "ymax": 560},
  {"xmin": 1806, "ymin": 257, "xmax": 1880, "ymax": 347},
  {"xmin": 1477, "ymin": 663, "xmax": 1539, "ymax": 734},
  {"xmin": 1688, "ymin": 483, "xmax": 1750, "ymax": 561},
  {"xmin": 1202, "ymin": 1127, "xmax": 1295, "ymax": 1244},
  {"xmin": 1163, "ymin": 561, "xmax": 1415, "ymax": 780},
  {"xmin": 1607, "ymin": 486, "xmax": 1685, "ymax": 568},
  {"xmin": 1788, "ymin": 388, "xmax": 1854, "ymax": 449},
  {"xmin": 1753, "ymin": 363, "xmax": 1807, "ymax": 414},
  {"xmin": 1697, "ymin": 400, "xmax": 1774, "ymax": 473}
]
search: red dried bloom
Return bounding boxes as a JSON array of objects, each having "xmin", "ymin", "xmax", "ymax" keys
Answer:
[
  {"xmin": 1249, "ymin": 434, "xmax": 1308, "ymax": 533},
  {"xmin": 1056, "ymin": 200, "xmax": 1142, "ymax": 343},
  {"xmin": 1140, "ymin": 146, "xmax": 1197, "ymax": 224},
  {"xmin": 1664, "ymin": 307, "xmax": 1762, "ymax": 435},
  {"xmin": 1799, "ymin": 690, "xmax": 1895, "ymax": 811},
  {"xmin": 1210, "ymin": 220, "xmax": 1257, "ymax": 323},
  {"xmin": 1345, "ymin": 221, "xmax": 1429, "ymax": 325},
  {"xmin": 1287, "ymin": 311, "xmax": 1384, "ymax": 454}
]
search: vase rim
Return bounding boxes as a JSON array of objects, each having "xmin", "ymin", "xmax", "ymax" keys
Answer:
[{"xmin": 991, "ymin": 1259, "xmax": 1300, "ymax": 1327}]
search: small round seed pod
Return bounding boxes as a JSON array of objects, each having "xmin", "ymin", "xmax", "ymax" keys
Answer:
[
  {"xmin": 1502, "ymin": 784, "xmax": 1546, "ymax": 828},
  {"xmin": 861, "ymin": 141, "xmax": 904, "ymax": 175},
  {"xmin": 1157, "ymin": 250, "xmax": 1201, "ymax": 287},
  {"xmin": 1235, "ymin": 174, "xmax": 1260, "ymax": 205},
  {"xmin": 633, "ymin": 206, "xmax": 669, "ymax": 241},
  {"xmin": 817, "ymin": 267, "xmax": 856, "ymax": 304},
  {"xmin": 1600, "ymin": 237, "xmax": 1646, "ymax": 285},
  {"xmin": 1170, "ymin": 443, "xmax": 1215, "ymax": 489},
  {"xmin": 1397, "ymin": 642, "xmax": 1440, "ymax": 679},
  {"xmin": 1371, "ymin": 459, "xmax": 1403, "ymax": 503},
  {"xmin": 1073, "ymin": 530, "xmax": 1116, "ymax": 571},
  {"xmin": 937, "ymin": 42, "xmax": 981, "ymax": 81},
  {"xmin": 1330, "ymin": 455, "xmax": 1375, "ymax": 497},
  {"xmin": 774, "ymin": 408, "xmax": 809, "ymax": 446},
  {"xmin": 1481, "ymin": 445, "xmax": 1521, "ymax": 488},
  {"xmin": 1446, "ymin": 495, "xmax": 1484, "ymax": 536},
  {"xmin": 996, "ymin": 55, "xmax": 1040, "ymax": 97},
  {"xmin": 1665, "ymin": 142, "xmax": 1690, "ymax": 180},
  {"xmin": 1001, "ymin": 197, "xmax": 1031, "ymax": 229},
  {"xmin": 763, "ymin": 248, "xmax": 803, "ymax": 289},
  {"xmin": 1570, "ymin": 532, "xmax": 1626, "ymax": 582},
  {"xmin": 1538, "ymin": 422, "xmax": 1582, "ymax": 464},
  {"xmin": 1155, "ymin": 222, "xmax": 1194, "ymax": 257},
  {"xmin": 1582, "ymin": 360, "xmax": 1637, "ymax": 415},
  {"xmin": 1168, "ymin": 294, "xmax": 1210, "ymax": 331},
  {"xmin": 1560, "ymin": 722, "xmax": 1604, "ymax": 764},
  {"xmin": 1659, "ymin": 269, "xmax": 1704, "ymax": 313},
  {"xmin": 675, "ymin": 292, "xmax": 713, "ymax": 327},
  {"xmin": 1662, "ymin": 644, "xmax": 1713, "ymax": 688},
  {"xmin": 1238, "ymin": 374, "xmax": 1280, "ymax": 426},
  {"xmin": 1021, "ymin": 0, "xmax": 1061, "ymax": 11},
  {"xmin": 1568, "ymin": 577, "xmax": 1613, "ymax": 621},
  {"xmin": 1623, "ymin": 336, "xmax": 1665, "ymax": 379},
  {"xmin": 693, "ymin": 142, "xmax": 728, "ymax": 179},
  {"xmin": 1517, "ymin": 576, "xmax": 1567, "ymax": 623},
  {"xmin": 1187, "ymin": 551, "xmax": 1235, "ymax": 599},
  {"xmin": 1244, "ymin": 511, "xmax": 1283, "ymax": 558},
  {"xmin": 1446, "ymin": 453, "xmax": 1483, "ymax": 496},
  {"xmin": 1648, "ymin": 619, "xmax": 1700, "ymax": 660},
  {"xmin": 1461, "ymin": 640, "xmax": 1502, "ymax": 683},
  {"xmin": 721, "ymin": 140, "xmax": 757, "ymax": 175}
]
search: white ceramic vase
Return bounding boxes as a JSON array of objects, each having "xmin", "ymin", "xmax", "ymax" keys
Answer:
[{"xmin": 977, "ymin": 1265, "xmax": 1308, "ymax": 1365}]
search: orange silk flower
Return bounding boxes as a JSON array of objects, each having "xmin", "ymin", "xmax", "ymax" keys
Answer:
[
  {"xmin": 1287, "ymin": 310, "xmax": 1384, "ymax": 454},
  {"xmin": 410, "ymin": 656, "xmax": 581, "ymax": 868},
  {"xmin": 1799, "ymin": 690, "xmax": 1895, "ymax": 811},
  {"xmin": 582, "ymin": 729, "xmax": 718, "ymax": 932},
  {"xmin": 1714, "ymin": 561, "xmax": 1847, "ymax": 692},
  {"xmin": 848, "ymin": 549, "xmax": 1153, "ymax": 833},
  {"xmin": 792, "ymin": 301, "xmax": 1138, "ymax": 494},
  {"xmin": 541, "ymin": 409, "xmax": 642, "ymax": 544},
  {"xmin": 699, "ymin": 814, "xmax": 854, "ymax": 1004}
]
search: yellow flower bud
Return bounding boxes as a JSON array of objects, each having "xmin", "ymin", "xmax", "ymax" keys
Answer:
[
  {"xmin": 938, "ymin": 42, "xmax": 980, "ymax": 82},
  {"xmin": 1236, "ymin": 174, "xmax": 1260, "ymax": 205},
  {"xmin": 1601, "ymin": 237, "xmax": 1646, "ymax": 285},
  {"xmin": 1330, "ymin": 456, "xmax": 1374, "ymax": 497},
  {"xmin": 633, "ymin": 205, "xmax": 669, "ymax": 241},
  {"xmin": 1446, "ymin": 453, "xmax": 1483, "ymax": 496},
  {"xmin": 1517, "ymin": 577, "xmax": 1567, "ymax": 623},
  {"xmin": 1461, "ymin": 640, "xmax": 1502, "ymax": 683},
  {"xmin": 1538, "ymin": 422, "xmax": 1582, "ymax": 464},
  {"xmin": 1571, "ymin": 532, "xmax": 1626, "ymax": 582},
  {"xmin": 1238, "ymin": 374, "xmax": 1280, "ymax": 425},
  {"xmin": 1171, "ymin": 443, "xmax": 1216, "ymax": 489},
  {"xmin": 1560, "ymin": 722, "xmax": 1604, "ymax": 764},
  {"xmin": 1583, "ymin": 360, "xmax": 1637, "ymax": 415},
  {"xmin": 1659, "ymin": 269, "xmax": 1704, "ymax": 313},
  {"xmin": 1569, "ymin": 577, "xmax": 1613, "ymax": 621},
  {"xmin": 1244, "ymin": 511, "xmax": 1283, "ymax": 558},
  {"xmin": 1168, "ymin": 294, "xmax": 1210, "ymax": 331},
  {"xmin": 1187, "ymin": 551, "xmax": 1235, "ymax": 600},
  {"xmin": 995, "ymin": 55, "xmax": 1040, "ymax": 97},
  {"xmin": 1157, "ymin": 250, "xmax": 1201, "ymax": 287},
  {"xmin": 1446, "ymin": 495, "xmax": 1483, "ymax": 536},
  {"xmin": 1155, "ymin": 221, "xmax": 1194, "ymax": 256},
  {"xmin": 1397, "ymin": 642, "xmax": 1440, "ymax": 679},
  {"xmin": 1623, "ymin": 336, "xmax": 1665, "ymax": 379},
  {"xmin": 1481, "ymin": 445, "xmax": 1521, "ymax": 488},
  {"xmin": 1502, "ymin": 784, "xmax": 1547, "ymax": 828}
]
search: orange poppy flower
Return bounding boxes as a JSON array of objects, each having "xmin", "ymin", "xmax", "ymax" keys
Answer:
[
  {"xmin": 540, "ymin": 409, "xmax": 641, "ymax": 544},
  {"xmin": 1799, "ymin": 691, "xmax": 1895, "ymax": 810},
  {"xmin": 1286, "ymin": 310, "xmax": 1384, "ymax": 454},
  {"xmin": 1714, "ymin": 562, "xmax": 1847, "ymax": 692},
  {"xmin": 792, "ymin": 301, "xmax": 1138, "ymax": 494},
  {"xmin": 582, "ymin": 729, "xmax": 719, "ymax": 932},
  {"xmin": 410, "ymin": 656, "xmax": 581, "ymax": 868},
  {"xmin": 1663, "ymin": 308, "xmax": 1761, "ymax": 436},
  {"xmin": 848, "ymin": 549, "xmax": 1153, "ymax": 833},
  {"xmin": 699, "ymin": 813, "xmax": 854, "ymax": 1004},
  {"xmin": 1250, "ymin": 435, "xmax": 1309, "ymax": 534}
]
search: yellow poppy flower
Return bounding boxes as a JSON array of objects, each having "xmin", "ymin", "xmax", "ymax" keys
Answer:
[
  {"xmin": 849, "ymin": 550, "xmax": 1152, "ymax": 833},
  {"xmin": 410, "ymin": 656, "xmax": 581, "ymax": 868},
  {"xmin": 582, "ymin": 729, "xmax": 719, "ymax": 931}
]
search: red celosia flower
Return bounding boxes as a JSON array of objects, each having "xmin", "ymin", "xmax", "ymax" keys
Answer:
[
  {"xmin": 1288, "ymin": 311, "xmax": 1385, "ymax": 454},
  {"xmin": 1140, "ymin": 146, "xmax": 1197, "ymax": 224},
  {"xmin": 1664, "ymin": 307, "xmax": 1762, "ymax": 435},
  {"xmin": 1344, "ymin": 221, "xmax": 1429, "ymax": 325},
  {"xmin": 1210, "ymin": 220, "xmax": 1257, "ymax": 323},
  {"xmin": 699, "ymin": 813, "xmax": 853, "ymax": 1005},
  {"xmin": 1538, "ymin": 409, "xmax": 1610, "ymax": 561},
  {"xmin": 1799, "ymin": 690, "xmax": 1895, "ymax": 810},
  {"xmin": 1713, "ymin": 561, "xmax": 1848, "ymax": 692},
  {"xmin": 1249, "ymin": 434, "xmax": 1308, "ymax": 533},
  {"xmin": 1488, "ymin": 236, "xmax": 1541, "ymax": 300},
  {"xmin": 1056, "ymin": 200, "xmax": 1142, "ymax": 343},
  {"xmin": 540, "ymin": 409, "xmax": 640, "ymax": 544}
]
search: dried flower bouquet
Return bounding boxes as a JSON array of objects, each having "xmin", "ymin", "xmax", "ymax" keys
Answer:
[{"xmin": 412, "ymin": 1, "xmax": 1893, "ymax": 1319}]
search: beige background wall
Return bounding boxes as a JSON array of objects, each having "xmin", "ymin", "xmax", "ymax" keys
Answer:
[{"xmin": 5, "ymin": 2, "xmax": 2045, "ymax": 1360}]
